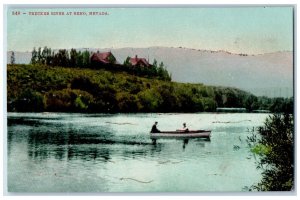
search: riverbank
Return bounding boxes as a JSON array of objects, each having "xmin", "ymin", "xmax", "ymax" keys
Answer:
[{"xmin": 7, "ymin": 64, "xmax": 293, "ymax": 113}]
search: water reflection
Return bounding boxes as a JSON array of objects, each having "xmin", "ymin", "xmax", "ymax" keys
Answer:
[
  {"xmin": 8, "ymin": 113, "xmax": 266, "ymax": 192},
  {"xmin": 20, "ymin": 121, "xmax": 161, "ymax": 162},
  {"xmin": 25, "ymin": 132, "xmax": 210, "ymax": 162},
  {"xmin": 27, "ymin": 133, "xmax": 209, "ymax": 162},
  {"xmin": 8, "ymin": 116, "xmax": 210, "ymax": 164},
  {"xmin": 8, "ymin": 117, "xmax": 59, "ymax": 127},
  {"xmin": 183, "ymin": 139, "xmax": 189, "ymax": 149},
  {"xmin": 67, "ymin": 146, "xmax": 112, "ymax": 162}
]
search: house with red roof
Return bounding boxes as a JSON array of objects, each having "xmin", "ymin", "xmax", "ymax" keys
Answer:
[
  {"xmin": 129, "ymin": 55, "xmax": 151, "ymax": 67},
  {"xmin": 90, "ymin": 51, "xmax": 118, "ymax": 66}
]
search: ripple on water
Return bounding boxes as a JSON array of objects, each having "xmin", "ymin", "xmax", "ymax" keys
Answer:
[{"xmin": 7, "ymin": 113, "xmax": 266, "ymax": 192}]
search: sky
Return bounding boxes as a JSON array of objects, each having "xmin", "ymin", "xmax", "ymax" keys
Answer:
[{"xmin": 6, "ymin": 6, "xmax": 294, "ymax": 54}]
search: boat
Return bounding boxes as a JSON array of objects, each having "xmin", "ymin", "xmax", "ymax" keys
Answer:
[{"xmin": 150, "ymin": 130, "xmax": 211, "ymax": 141}]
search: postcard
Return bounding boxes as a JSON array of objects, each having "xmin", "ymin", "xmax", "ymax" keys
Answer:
[{"xmin": 5, "ymin": 5, "xmax": 294, "ymax": 193}]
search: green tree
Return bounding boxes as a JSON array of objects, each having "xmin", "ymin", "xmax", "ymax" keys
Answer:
[
  {"xmin": 123, "ymin": 56, "xmax": 131, "ymax": 66},
  {"xmin": 15, "ymin": 89, "xmax": 45, "ymax": 112},
  {"xmin": 53, "ymin": 49, "xmax": 69, "ymax": 67},
  {"xmin": 158, "ymin": 62, "xmax": 164, "ymax": 76},
  {"xmin": 82, "ymin": 50, "xmax": 90, "ymax": 67},
  {"xmin": 245, "ymin": 95, "xmax": 258, "ymax": 112},
  {"xmin": 157, "ymin": 84, "xmax": 178, "ymax": 112},
  {"xmin": 116, "ymin": 92, "xmax": 140, "ymax": 112},
  {"xmin": 214, "ymin": 90, "xmax": 224, "ymax": 107},
  {"xmin": 45, "ymin": 89, "xmax": 93, "ymax": 112},
  {"xmin": 137, "ymin": 89, "xmax": 162, "ymax": 112},
  {"xmin": 224, "ymin": 89, "xmax": 239, "ymax": 107},
  {"xmin": 41, "ymin": 47, "xmax": 47, "ymax": 64},
  {"xmin": 30, "ymin": 47, "xmax": 38, "ymax": 64},
  {"xmin": 40, "ymin": 46, "xmax": 52, "ymax": 65},
  {"xmin": 37, "ymin": 47, "xmax": 42, "ymax": 64},
  {"xmin": 108, "ymin": 53, "xmax": 116, "ymax": 64},
  {"xmin": 247, "ymin": 114, "xmax": 294, "ymax": 191},
  {"xmin": 70, "ymin": 48, "xmax": 77, "ymax": 67},
  {"xmin": 202, "ymin": 97, "xmax": 216, "ymax": 111},
  {"xmin": 45, "ymin": 47, "xmax": 52, "ymax": 65},
  {"xmin": 152, "ymin": 59, "xmax": 157, "ymax": 68},
  {"xmin": 76, "ymin": 51, "xmax": 84, "ymax": 68}
]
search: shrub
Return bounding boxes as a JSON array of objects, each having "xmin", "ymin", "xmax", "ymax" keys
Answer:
[
  {"xmin": 45, "ymin": 89, "xmax": 93, "ymax": 112},
  {"xmin": 14, "ymin": 89, "xmax": 45, "ymax": 112},
  {"xmin": 247, "ymin": 114, "xmax": 294, "ymax": 191}
]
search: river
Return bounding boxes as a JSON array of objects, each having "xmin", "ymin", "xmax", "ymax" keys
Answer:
[{"xmin": 7, "ymin": 113, "xmax": 269, "ymax": 192}]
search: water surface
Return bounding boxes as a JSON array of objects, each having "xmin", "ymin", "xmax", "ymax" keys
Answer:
[{"xmin": 7, "ymin": 113, "xmax": 268, "ymax": 192}]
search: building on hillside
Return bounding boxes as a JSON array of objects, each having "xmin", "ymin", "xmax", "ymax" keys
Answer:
[
  {"xmin": 90, "ymin": 51, "xmax": 118, "ymax": 66},
  {"xmin": 129, "ymin": 55, "xmax": 151, "ymax": 67}
]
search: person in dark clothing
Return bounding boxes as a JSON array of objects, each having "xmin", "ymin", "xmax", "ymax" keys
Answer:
[{"xmin": 151, "ymin": 122, "xmax": 161, "ymax": 133}]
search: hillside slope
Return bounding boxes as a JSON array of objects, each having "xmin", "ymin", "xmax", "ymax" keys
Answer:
[
  {"xmin": 8, "ymin": 64, "xmax": 262, "ymax": 113},
  {"xmin": 7, "ymin": 47, "xmax": 293, "ymax": 97}
]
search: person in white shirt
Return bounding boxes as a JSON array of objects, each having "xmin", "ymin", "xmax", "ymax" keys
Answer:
[{"xmin": 182, "ymin": 123, "xmax": 189, "ymax": 132}]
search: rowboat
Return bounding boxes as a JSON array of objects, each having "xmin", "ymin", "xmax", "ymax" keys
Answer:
[{"xmin": 150, "ymin": 130, "xmax": 211, "ymax": 141}]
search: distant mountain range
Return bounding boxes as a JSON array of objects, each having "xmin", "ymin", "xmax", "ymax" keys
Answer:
[{"xmin": 7, "ymin": 47, "xmax": 293, "ymax": 98}]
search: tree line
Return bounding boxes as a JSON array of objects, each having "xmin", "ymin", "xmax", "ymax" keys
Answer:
[
  {"xmin": 7, "ymin": 64, "xmax": 293, "ymax": 113},
  {"xmin": 29, "ymin": 46, "xmax": 171, "ymax": 81}
]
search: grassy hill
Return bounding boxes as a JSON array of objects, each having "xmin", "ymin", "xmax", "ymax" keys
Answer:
[
  {"xmin": 7, "ymin": 47, "xmax": 293, "ymax": 98},
  {"xmin": 7, "ymin": 64, "xmax": 292, "ymax": 113}
]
